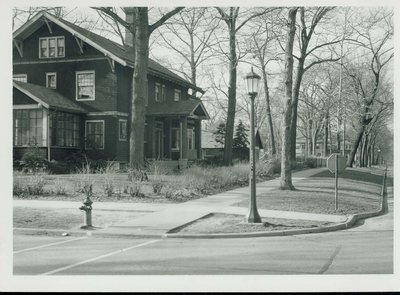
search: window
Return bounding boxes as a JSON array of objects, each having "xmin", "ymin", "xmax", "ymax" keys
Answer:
[
  {"xmin": 46, "ymin": 73, "xmax": 57, "ymax": 89},
  {"xmin": 171, "ymin": 128, "xmax": 180, "ymax": 151},
  {"xmin": 119, "ymin": 119, "xmax": 128, "ymax": 141},
  {"xmin": 155, "ymin": 83, "xmax": 165, "ymax": 102},
  {"xmin": 13, "ymin": 74, "xmax": 27, "ymax": 82},
  {"xmin": 39, "ymin": 36, "xmax": 65, "ymax": 58},
  {"xmin": 76, "ymin": 71, "xmax": 95, "ymax": 100},
  {"xmin": 187, "ymin": 128, "xmax": 195, "ymax": 150},
  {"xmin": 51, "ymin": 112, "xmax": 80, "ymax": 147},
  {"xmin": 174, "ymin": 89, "xmax": 181, "ymax": 101},
  {"xmin": 13, "ymin": 109, "xmax": 43, "ymax": 146},
  {"xmin": 85, "ymin": 120, "xmax": 104, "ymax": 149}
]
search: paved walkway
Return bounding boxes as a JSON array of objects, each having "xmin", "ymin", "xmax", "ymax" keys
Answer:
[{"xmin": 14, "ymin": 167, "xmax": 348, "ymax": 237}]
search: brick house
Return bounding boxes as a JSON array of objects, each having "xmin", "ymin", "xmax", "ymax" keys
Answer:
[{"xmin": 12, "ymin": 11, "xmax": 209, "ymax": 169}]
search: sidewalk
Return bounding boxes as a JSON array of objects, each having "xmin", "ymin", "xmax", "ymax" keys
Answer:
[{"xmin": 15, "ymin": 167, "xmax": 349, "ymax": 238}]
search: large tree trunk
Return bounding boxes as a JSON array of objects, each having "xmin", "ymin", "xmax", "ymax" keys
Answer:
[
  {"xmin": 280, "ymin": 8, "xmax": 297, "ymax": 190},
  {"xmin": 261, "ymin": 69, "xmax": 276, "ymax": 155},
  {"xmin": 323, "ymin": 113, "xmax": 329, "ymax": 157},
  {"xmin": 129, "ymin": 8, "xmax": 148, "ymax": 168},
  {"xmin": 222, "ymin": 19, "xmax": 237, "ymax": 166},
  {"xmin": 289, "ymin": 58, "xmax": 305, "ymax": 163},
  {"xmin": 347, "ymin": 126, "xmax": 364, "ymax": 168}
]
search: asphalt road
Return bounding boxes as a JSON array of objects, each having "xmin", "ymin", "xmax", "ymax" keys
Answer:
[{"xmin": 13, "ymin": 196, "xmax": 393, "ymax": 276}]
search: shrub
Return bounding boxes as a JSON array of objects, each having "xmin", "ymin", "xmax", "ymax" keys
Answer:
[
  {"xmin": 128, "ymin": 168, "xmax": 149, "ymax": 182},
  {"xmin": 21, "ymin": 146, "xmax": 48, "ymax": 173},
  {"xmin": 26, "ymin": 175, "xmax": 46, "ymax": 195},
  {"xmin": 47, "ymin": 160, "xmax": 70, "ymax": 174},
  {"xmin": 53, "ymin": 179, "xmax": 67, "ymax": 195},
  {"xmin": 304, "ymin": 157, "xmax": 317, "ymax": 168},
  {"xmin": 103, "ymin": 178, "xmax": 114, "ymax": 197},
  {"xmin": 151, "ymin": 179, "xmax": 164, "ymax": 194},
  {"xmin": 13, "ymin": 179, "xmax": 27, "ymax": 197},
  {"xmin": 128, "ymin": 181, "xmax": 144, "ymax": 198}
]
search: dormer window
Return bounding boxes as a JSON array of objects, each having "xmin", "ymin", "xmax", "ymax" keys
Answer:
[{"xmin": 39, "ymin": 36, "xmax": 65, "ymax": 58}]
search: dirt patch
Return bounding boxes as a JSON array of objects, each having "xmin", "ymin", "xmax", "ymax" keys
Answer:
[
  {"xmin": 169, "ymin": 213, "xmax": 334, "ymax": 234},
  {"xmin": 13, "ymin": 207, "xmax": 147, "ymax": 230}
]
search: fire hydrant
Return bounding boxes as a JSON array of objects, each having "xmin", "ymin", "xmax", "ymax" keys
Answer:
[{"xmin": 79, "ymin": 184, "xmax": 93, "ymax": 229}]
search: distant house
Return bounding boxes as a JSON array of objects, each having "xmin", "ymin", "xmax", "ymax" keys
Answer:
[
  {"xmin": 12, "ymin": 11, "xmax": 209, "ymax": 169},
  {"xmin": 201, "ymin": 128, "xmax": 263, "ymax": 161}
]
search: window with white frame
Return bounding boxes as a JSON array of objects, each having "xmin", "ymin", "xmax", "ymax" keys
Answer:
[
  {"xmin": 174, "ymin": 89, "xmax": 181, "ymax": 101},
  {"xmin": 13, "ymin": 74, "xmax": 27, "ymax": 82},
  {"xmin": 39, "ymin": 36, "xmax": 65, "ymax": 58},
  {"xmin": 76, "ymin": 71, "xmax": 95, "ymax": 100},
  {"xmin": 46, "ymin": 72, "xmax": 57, "ymax": 89},
  {"xmin": 171, "ymin": 128, "xmax": 180, "ymax": 151},
  {"xmin": 13, "ymin": 109, "xmax": 43, "ymax": 146},
  {"xmin": 119, "ymin": 119, "xmax": 128, "ymax": 141},
  {"xmin": 187, "ymin": 128, "xmax": 195, "ymax": 150},
  {"xmin": 85, "ymin": 120, "xmax": 104, "ymax": 149},
  {"xmin": 155, "ymin": 83, "xmax": 166, "ymax": 102}
]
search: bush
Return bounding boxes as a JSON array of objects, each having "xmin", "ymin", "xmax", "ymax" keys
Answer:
[
  {"xmin": 21, "ymin": 146, "xmax": 48, "ymax": 173},
  {"xmin": 47, "ymin": 160, "xmax": 70, "ymax": 174},
  {"xmin": 128, "ymin": 168, "xmax": 149, "ymax": 182},
  {"xmin": 103, "ymin": 178, "xmax": 114, "ymax": 197},
  {"xmin": 128, "ymin": 181, "xmax": 144, "ymax": 198},
  {"xmin": 151, "ymin": 179, "xmax": 164, "ymax": 194},
  {"xmin": 304, "ymin": 157, "xmax": 317, "ymax": 168},
  {"xmin": 53, "ymin": 179, "xmax": 67, "ymax": 195},
  {"xmin": 26, "ymin": 175, "xmax": 46, "ymax": 195},
  {"xmin": 13, "ymin": 179, "xmax": 27, "ymax": 197}
]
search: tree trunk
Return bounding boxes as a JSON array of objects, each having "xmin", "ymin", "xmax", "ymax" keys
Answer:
[
  {"xmin": 280, "ymin": 7, "xmax": 297, "ymax": 190},
  {"xmin": 261, "ymin": 68, "xmax": 276, "ymax": 155},
  {"xmin": 222, "ymin": 21, "xmax": 237, "ymax": 166},
  {"xmin": 129, "ymin": 8, "xmax": 148, "ymax": 168},
  {"xmin": 324, "ymin": 113, "xmax": 329, "ymax": 157},
  {"xmin": 347, "ymin": 126, "xmax": 364, "ymax": 168},
  {"xmin": 289, "ymin": 58, "xmax": 305, "ymax": 163}
]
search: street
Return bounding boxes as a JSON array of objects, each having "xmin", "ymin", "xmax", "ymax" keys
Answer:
[{"xmin": 14, "ymin": 190, "xmax": 393, "ymax": 276}]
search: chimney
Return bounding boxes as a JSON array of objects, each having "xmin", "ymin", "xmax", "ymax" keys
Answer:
[{"xmin": 124, "ymin": 7, "xmax": 135, "ymax": 47}]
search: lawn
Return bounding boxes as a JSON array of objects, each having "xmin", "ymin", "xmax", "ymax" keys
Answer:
[{"xmin": 235, "ymin": 168, "xmax": 385, "ymax": 215}]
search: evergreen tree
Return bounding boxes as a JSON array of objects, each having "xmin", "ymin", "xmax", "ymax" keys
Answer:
[
  {"xmin": 213, "ymin": 122, "xmax": 226, "ymax": 145},
  {"xmin": 233, "ymin": 120, "xmax": 249, "ymax": 160}
]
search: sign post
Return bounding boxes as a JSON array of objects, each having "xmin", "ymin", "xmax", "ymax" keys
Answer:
[{"xmin": 327, "ymin": 153, "xmax": 346, "ymax": 211}]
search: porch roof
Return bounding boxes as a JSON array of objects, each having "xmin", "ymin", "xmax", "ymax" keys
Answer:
[
  {"xmin": 13, "ymin": 81, "xmax": 87, "ymax": 113},
  {"xmin": 146, "ymin": 99, "xmax": 210, "ymax": 119}
]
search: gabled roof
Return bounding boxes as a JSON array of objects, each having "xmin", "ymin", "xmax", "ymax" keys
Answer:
[
  {"xmin": 13, "ymin": 11, "xmax": 204, "ymax": 94},
  {"xmin": 13, "ymin": 81, "xmax": 87, "ymax": 113},
  {"xmin": 146, "ymin": 99, "xmax": 210, "ymax": 119}
]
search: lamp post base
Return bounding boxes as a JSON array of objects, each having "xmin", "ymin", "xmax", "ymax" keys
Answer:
[{"xmin": 246, "ymin": 210, "xmax": 262, "ymax": 223}]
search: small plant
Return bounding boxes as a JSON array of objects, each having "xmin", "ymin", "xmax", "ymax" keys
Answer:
[
  {"xmin": 128, "ymin": 181, "xmax": 144, "ymax": 198},
  {"xmin": 26, "ymin": 175, "xmax": 46, "ymax": 195},
  {"xmin": 128, "ymin": 168, "xmax": 149, "ymax": 182},
  {"xmin": 21, "ymin": 146, "xmax": 48, "ymax": 173},
  {"xmin": 13, "ymin": 179, "xmax": 27, "ymax": 197},
  {"xmin": 54, "ymin": 179, "xmax": 67, "ymax": 195},
  {"xmin": 103, "ymin": 179, "xmax": 114, "ymax": 197},
  {"xmin": 151, "ymin": 179, "xmax": 164, "ymax": 194}
]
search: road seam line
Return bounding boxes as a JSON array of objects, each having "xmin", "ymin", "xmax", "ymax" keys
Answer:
[
  {"xmin": 14, "ymin": 237, "xmax": 88, "ymax": 254},
  {"xmin": 318, "ymin": 245, "xmax": 342, "ymax": 274},
  {"xmin": 39, "ymin": 239, "xmax": 160, "ymax": 276}
]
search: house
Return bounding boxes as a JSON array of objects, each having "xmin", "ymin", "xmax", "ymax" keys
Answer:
[{"xmin": 12, "ymin": 11, "xmax": 209, "ymax": 169}]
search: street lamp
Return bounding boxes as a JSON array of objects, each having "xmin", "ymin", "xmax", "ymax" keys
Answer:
[{"xmin": 245, "ymin": 67, "xmax": 262, "ymax": 223}]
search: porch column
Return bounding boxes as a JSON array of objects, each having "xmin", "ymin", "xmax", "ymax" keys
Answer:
[
  {"xmin": 180, "ymin": 116, "xmax": 188, "ymax": 159},
  {"xmin": 167, "ymin": 118, "xmax": 172, "ymax": 159},
  {"xmin": 195, "ymin": 120, "xmax": 202, "ymax": 159}
]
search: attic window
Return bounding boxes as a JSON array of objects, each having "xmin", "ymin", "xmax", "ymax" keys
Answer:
[{"xmin": 39, "ymin": 36, "xmax": 65, "ymax": 58}]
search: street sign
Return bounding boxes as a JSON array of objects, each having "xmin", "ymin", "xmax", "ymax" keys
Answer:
[{"xmin": 327, "ymin": 154, "xmax": 346, "ymax": 174}]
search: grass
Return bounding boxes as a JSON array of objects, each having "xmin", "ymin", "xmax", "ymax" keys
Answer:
[
  {"xmin": 235, "ymin": 167, "xmax": 384, "ymax": 215},
  {"xmin": 171, "ymin": 213, "xmax": 334, "ymax": 234}
]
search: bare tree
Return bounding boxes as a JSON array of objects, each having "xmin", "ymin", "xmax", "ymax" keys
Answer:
[
  {"xmin": 280, "ymin": 7, "xmax": 298, "ymax": 190},
  {"xmin": 344, "ymin": 8, "xmax": 393, "ymax": 167},
  {"xmin": 94, "ymin": 7, "xmax": 183, "ymax": 167}
]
